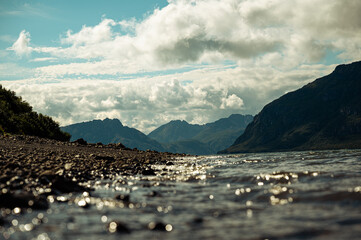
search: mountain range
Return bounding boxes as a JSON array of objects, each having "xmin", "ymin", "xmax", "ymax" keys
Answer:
[
  {"xmin": 221, "ymin": 61, "xmax": 361, "ymax": 153},
  {"xmin": 61, "ymin": 114, "xmax": 253, "ymax": 155},
  {"xmin": 61, "ymin": 118, "xmax": 166, "ymax": 151}
]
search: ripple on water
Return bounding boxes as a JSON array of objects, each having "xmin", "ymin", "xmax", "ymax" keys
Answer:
[{"xmin": 2, "ymin": 150, "xmax": 361, "ymax": 240}]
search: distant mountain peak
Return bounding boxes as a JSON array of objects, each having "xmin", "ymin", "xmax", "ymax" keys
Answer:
[
  {"xmin": 61, "ymin": 118, "xmax": 164, "ymax": 152},
  {"xmin": 333, "ymin": 60, "xmax": 361, "ymax": 74},
  {"xmin": 102, "ymin": 118, "xmax": 123, "ymax": 126}
]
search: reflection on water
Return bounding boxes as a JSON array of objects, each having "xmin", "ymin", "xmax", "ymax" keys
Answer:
[{"xmin": 2, "ymin": 150, "xmax": 361, "ymax": 239}]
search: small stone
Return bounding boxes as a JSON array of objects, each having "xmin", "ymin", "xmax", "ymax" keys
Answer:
[
  {"xmin": 148, "ymin": 191, "xmax": 162, "ymax": 197},
  {"xmin": 115, "ymin": 194, "xmax": 130, "ymax": 202},
  {"xmin": 148, "ymin": 222, "xmax": 172, "ymax": 232},
  {"xmin": 108, "ymin": 221, "xmax": 131, "ymax": 234},
  {"xmin": 142, "ymin": 169, "xmax": 156, "ymax": 176},
  {"xmin": 72, "ymin": 138, "xmax": 87, "ymax": 145}
]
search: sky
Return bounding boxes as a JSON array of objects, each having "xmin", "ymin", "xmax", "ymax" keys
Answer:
[{"xmin": 1, "ymin": 0, "xmax": 361, "ymax": 133}]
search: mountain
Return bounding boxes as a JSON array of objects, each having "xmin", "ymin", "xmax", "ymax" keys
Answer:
[
  {"xmin": 148, "ymin": 120, "xmax": 204, "ymax": 143},
  {"xmin": 221, "ymin": 61, "xmax": 361, "ymax": 153},
  {"xmin": 148, "ymin": 114, "xmax": 253, "ymax": 154},
  {"xmin": 0, "ymin": 85, "xmax": 70, "ymax": 141},
  {"xmin": 162, "ymin": 139, "xmax": 213, "ymax": 155},
  {"xmin": 192, "ymin": 114, "xmax": 253, "ymax": 151},
  {"xmin": 61, "ymin": 118, "xmax": 165, "ymax": 152}
]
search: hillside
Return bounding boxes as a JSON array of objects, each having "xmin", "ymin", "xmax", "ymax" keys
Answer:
[
  {"xmin": 221, "ymin": 61, "xmax": 361, "ymax": 153},
  {"xmin": 61, "ymin": 118, "xmax": 165, "ymax": 152},
  {"xmin": 0, "ymin": 85, "xmax": 70, "ymax": 141},
  {"xmin": 149, "ymin": 114, "xmax": 253, "ymax": 154},
  {"xmin": 148, "ymin": 120, "xmax": 204, "ymax": 143},
  {"xmin": 192, "ymin": 114, "xmax": 253, "ymax": 151}
]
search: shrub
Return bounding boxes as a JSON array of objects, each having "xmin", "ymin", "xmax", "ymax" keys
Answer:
[{"xmin": 0, "ymin": 85, "xmax": 71, "ymax": 141}]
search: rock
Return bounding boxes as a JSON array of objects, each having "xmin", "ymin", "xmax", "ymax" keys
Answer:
[
  {"xmin": 51, "ymin": 175, "xmax": 88, "ymax": 194},
  {"xmin": 147, "ymin": 191, "xmax": 162, "ymax": 197},
  {"xmin": 107, "ymin": 221, "xmax": 131, "ymax": 234},
  {"xmin": 0, "ymin": 217, "xmax": 9, "ymax": 226},
  {"xmin": 148, "ymin": 222, "xmax": 172, "ymax": 231},
  {"xmin": 115, "ymin": 194, "xmax": 130, "ymax": 203},
  {"xmin": 95, "ymin": 155, "xmax": 115, "ymax": 161},
  {"xmin": 73, "ymin": 138, "xmax": 87, "ymax": 145},
  {"xmin": 0, "ymin": 192, "xmax": 48, "ymax": 210},
  {"xmin": 142, "ymin": 169, "xmax": 156, "ymax": 176}
]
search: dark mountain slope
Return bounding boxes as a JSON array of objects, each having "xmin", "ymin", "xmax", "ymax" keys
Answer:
[
  {"xmin": 61, "ymin": 118, "xmax": 165, "ymax": 152},
  {"xmin": 0, "ymin": 85, "xmax": 70, "ymax": 141},
  {"xmin": 147, "ymin": 120, "xmax": 204, "ymax": 143},
  {"xmin": 221, "ymin": 61, "xmax": 361, "ymax": 153},
  {"xmin": 193, "ymin": 114, "xmax": 253, "ymax": 151},
  {"xmin": 149, "ymin": 114, "xmax": 253, "ymax": 154}
]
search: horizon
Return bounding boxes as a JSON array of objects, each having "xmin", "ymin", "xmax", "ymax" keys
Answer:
[{"xmin": 1, "ymin": 0, "xmax": 361, "ymax": 133}]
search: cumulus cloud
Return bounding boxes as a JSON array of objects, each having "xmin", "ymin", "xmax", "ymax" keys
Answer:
[
  {"xmin": 9, "ymin": 30, "xmax": 32, "ymax": 56},
  {"xmin": 19, "ymin": 0, "xmax": 360, "ymax": 78},
  {"xmin": 220, "ymin": 94, "xmax": 244, "ymax": 109},
  {"xmin": 1, "ymin": 63, "xmax": 333, "ymax": 133},
  {"xmin": 3, "ymin": 0, "xmax": 361, "ymax": 132}
]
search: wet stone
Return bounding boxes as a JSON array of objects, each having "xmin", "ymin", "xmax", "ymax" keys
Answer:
[
  {"xmin": 95, "ymin": 155, "xmax": 115, "ymax": 161},
  {"xmin": 147, "ymin": 191, "xmax": 162, "ymax": 197},
  {"xmin": 0, "ymin": 192, "xmax": 49, "ymax": 210},
  {"xmin": 115, "ymin": 194, "xmax": 130, "ymax": 203},
  {"xmin": 51, "ymin": 175, "xmax": 89, "ymax": 194},
  {"xmin": 72, "ymin": 138, "xmax": 87, "ymax": 145},
  {"xmin": 142, "ymin": 169, "xmax": 156, "ymax": 176},
  {"xmin": 148, "ymin": 222, "xmax": 172, "ymax": 232},
  {"xmin": 108, "ymin": 221, "xmax": 131, "ymax": 234}
]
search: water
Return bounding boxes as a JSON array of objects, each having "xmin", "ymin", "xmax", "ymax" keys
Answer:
[{"xmin": 2, "ymin": 149, "xmax": 361, "ymax": 240}]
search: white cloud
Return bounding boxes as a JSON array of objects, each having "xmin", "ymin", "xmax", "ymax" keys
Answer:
[
  {"xmin": 220, "ymin": 94, "xmax": 244, "ymax": 109},
  {"xmin": 31, "ymin": 57, "xmax": 57, "ymax": 62},
  {"xmin": 9, "ymin": 30, "xmax": 32, "ymax": 56},
  {"xmin": 19, "ymin": 0, "xmax": 360, "ymax": 78},
  {"xmin": 61, "ymin": 19, "xmax": 116, "ymax": 46},
  {"xmin": 1, "ymin": 63, "xmax": 333, "ymax": 133},
  {"xmin": 3, "ymin": 0, "xmax": 361, "ymax": 132}
]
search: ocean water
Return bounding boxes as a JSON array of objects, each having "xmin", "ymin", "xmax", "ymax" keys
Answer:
[{"xmin": 3, "ymin": 149, "xmax": 361, "ymax": 240}]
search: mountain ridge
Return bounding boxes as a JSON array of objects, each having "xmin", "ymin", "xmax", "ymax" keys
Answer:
[
  {"xmin": 221, "ymin": 61, "xmax": 361, "ymax": 153},
  {"xmin": 62, "ymin": 114, "xmax": 253, "ymax": 154},
  {"xmin": 148, "ymin": 114, "xmax": 253, "ymax": 154},
  {"xmin": 61, "ymin": 118, "xmax": 165, "ymax": 152}
]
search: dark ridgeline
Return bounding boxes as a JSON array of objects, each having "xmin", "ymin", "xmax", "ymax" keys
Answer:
[
  {"xmin": 148, "ymin": 114, "xmax": 253, "ymax": 154},
  {"xmin": 148, "ymin": 120, "xmax": 204, "ymax": 143},
  {"xmin": 0, "ymin": 85, "xmax": 70, "ymax": 141},
  {"xmin": 221, "ymin": 61, "xmax": 361, "ymax": 153},
  {"xmin": 61, "ymin": 118, "xmax": 166, "ymax": 152},
  {"xmin": 62, "ymin": 114, "xmax": 253, "ymax": 155}
]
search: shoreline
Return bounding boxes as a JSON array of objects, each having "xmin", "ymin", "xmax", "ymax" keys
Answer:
[{"xmin": 0, "ymin": 134, "xmax": 185, "ymax": 211}]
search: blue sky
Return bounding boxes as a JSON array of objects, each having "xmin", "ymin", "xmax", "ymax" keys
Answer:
[{"xmin": 1, "ymin": 0, "xmax": 360, "ymax": 133}]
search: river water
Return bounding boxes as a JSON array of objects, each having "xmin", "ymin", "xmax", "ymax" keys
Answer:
[{"xmin": 2, "ymin": 149, "xmax": 361, "ymax": 240}]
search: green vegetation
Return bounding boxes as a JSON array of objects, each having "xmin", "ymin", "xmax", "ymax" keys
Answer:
[{"xmin": 0, "ymin": 85, "xmax": 71, "ymax": 141}]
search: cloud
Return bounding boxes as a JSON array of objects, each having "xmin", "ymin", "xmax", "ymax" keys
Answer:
[
  {"xmin": 9, "ymin": 30, "xmax": 32, "ymax": 56},
  {"xmin": 31, "ymin": 57, "xmax": 57, "ymax": 62},
  {"xmin": 3, "ymin": 0, "xmax": 361, "ymax": 132},
  {"xmin": 19, "ymin": 0, "xmax": 360, "ymax": 78},
  {"xmin": 220, "ymin": 94, "xmax": 244, "ymax": 109},
  {"xmin": 61, "ymin": 19, "xmax": 116, "ymax": 46},
  {"xmin": 1, "ymin": 63, "xmax": 333, "ymax": 133}
]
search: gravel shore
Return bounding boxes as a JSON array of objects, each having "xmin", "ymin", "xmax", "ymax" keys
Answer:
[{"xmin": 0, "ymin": 135, "xmax": 183, "ymax": 211}]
